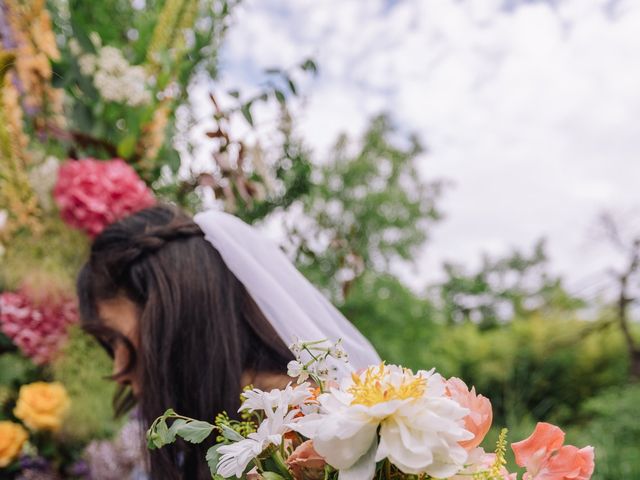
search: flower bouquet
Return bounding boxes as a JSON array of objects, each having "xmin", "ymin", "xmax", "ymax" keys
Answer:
[{"xmin": 147, "ymin": 340, "xmax": 595, "ymax": 480}]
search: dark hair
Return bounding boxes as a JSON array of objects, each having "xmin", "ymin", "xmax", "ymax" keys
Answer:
[{"xmin": 77, "ymin": 204, "xmax": 294, "ymax": 479}]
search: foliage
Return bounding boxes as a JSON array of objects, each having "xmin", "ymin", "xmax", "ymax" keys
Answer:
[
  {"xmin": 0, "ymin": 215, "xmax": 87, "ymax": 292},
  {"xmin": 340, "ymin": 272, "xmax": 438, "ymax": 371},
  {"xmin": 569, "ymin": 385, "xmax": 640, "ymax": 479},
  {"xmin": 233, "ymin": 127, "xmax": 314, "ymax": 225},
  {"xmin": 48, "ymin": 0, "xmax": 236, "ymax": 176},
  {"xmin": 424, "ymin": 315, "xmax": 629, "ymax": 425},
  {"xmin": 52, "ymin": 327, "xmax": 120, "ymax": 441},
  {"xmin": 433, "ymin": 239, "xmax": 584, "ymax": 329},
  {"xmin": 292, "ymin": 114, "xmax": 443, "ymax": 299}
]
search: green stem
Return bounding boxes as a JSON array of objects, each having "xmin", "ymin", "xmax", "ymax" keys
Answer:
[{"xmin": 271, "ymin": 450, "xmax": 294, "ymax": 480}]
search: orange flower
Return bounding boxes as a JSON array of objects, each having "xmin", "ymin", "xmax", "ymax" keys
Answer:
[
  {"xmin": 14, "ymin": 381, "xmax": 70, "ymax": 431},
  {"xmin": 511, "ymin": 422, "xmax": 594, "ymax": 480},
  {"xmin": 286, "ymin": 440, "xmax": 327, "ymax": 480},
  {"xmin": 0, "ymin": 421, "xmax": 28, "ymax": 467},
  {"xmin": 446, "ymin": 377, "xmax": 493, "ymax": 450}
]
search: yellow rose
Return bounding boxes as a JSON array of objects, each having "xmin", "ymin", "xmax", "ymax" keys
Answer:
[
  {"xmin": 13, "ymin": 382, "xmax": 70, "ymax": 432},
  {"xmin": 0, "ymin": 421, "xmax": 28, "ymax": 467}
]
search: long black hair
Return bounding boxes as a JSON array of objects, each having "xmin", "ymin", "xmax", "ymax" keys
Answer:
[{"xmin": 77, "ymin": 204, "xmax": 294, "ymax": 479}]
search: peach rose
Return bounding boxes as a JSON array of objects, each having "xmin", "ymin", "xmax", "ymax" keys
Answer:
[
  {"xmin": 0, "ymin": 421, "xmax": 28, "ymax": 467},
  {"xmin": 13, "ymin": 381, "xmax": 70, "ymax": 431},
  {"xmin": 446, "ymin": 377, "xmax": 493, "ymax": 450},
  {"xmin": 511, "ymin": 422, "xmax": 595, "ymax": 480},
  {"xmin": 286, "ymin": 440, "xmax": 326, "ymax": 480}
]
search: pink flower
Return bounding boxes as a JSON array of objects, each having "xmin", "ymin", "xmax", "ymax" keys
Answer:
[
  {"xmin": 446, "ymin": 377, "xmax": 493, "ymax": 450},
  {"xmin": 53, "ymin": 158, "xmax": 155, "ymax": 237},
  {"xmin": 0, "ymin": 290, "xmax": 77, "ymax": 365},
  {"xmin": 286, "ymin": 440, "xmax": 326, "ymax": 480},
  {"xmin": 511, "ymin": 422, "xmax": 595, "ymax": 480}
]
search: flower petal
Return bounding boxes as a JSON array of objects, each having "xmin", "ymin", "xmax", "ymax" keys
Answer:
[
  {"xmin": 512, "ymin": 422, "xmax": 565, "ymax": 474},
  {"xmin": 338, "ymin": 437, "xmax": 378, "ymax": 480},
  {"xmin": 313, "ymin": 414, "xmax": 378, "ymax": 469}
]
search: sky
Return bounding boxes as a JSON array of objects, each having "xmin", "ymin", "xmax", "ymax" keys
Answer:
[{"xmin": 211, "ymin": 0, "xmax": 640, "ymax": 295}]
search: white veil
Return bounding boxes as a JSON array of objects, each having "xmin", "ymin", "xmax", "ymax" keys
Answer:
[{"xmin": 193, "ymin": 210, "xmax": 380, "ymax": 370}]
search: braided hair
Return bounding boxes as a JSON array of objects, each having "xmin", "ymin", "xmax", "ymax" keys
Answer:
[{"xmin": 77, "ymin": 204, "xmax": 293, "ymax": 479}]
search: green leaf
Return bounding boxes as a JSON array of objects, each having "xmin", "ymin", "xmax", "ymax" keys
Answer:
[
  {"xmin": 287, "ymin": 78, "xmax": 297, "ymax": 96},
  {"xmin": 164, "ymin": 148, "xmax": 182, "ymax": 173},
  {"xmin": 206, "ymin": 444, "xmax": 223, "ymax": 475},
  {"xmin": 241, "ymin": 102, "xmax": 254, "ymax": 126},
  {"xmin": 300, "ymin": 58, "xmax": 318, "ymax": 74},
  {"xmin": 117, "ymin": 133, "xmax": 138, "ymax": 159},
  {"xmin": 261, "ymin": 473, "xmax": 286, "ymax": 480},
  {"xmin": 156, "ymin": 419, "xmax": 171, "ymax": 440},
  {"xmin": 220, "ymin": 424, "xmax": 245, "ymax": 442},
  {"xmin": 174, "ymin": 420, "xmax": 215, "ymax": 444},
  {"xmin": 274, "ymin": 89, "xmax": 286, "ymax": 105},
  {"xmin": 228, "ymin": 89, "xmax": 240, "ymax": 98},
  {"xmin": 168, "ymin": 419, "xmax": 188, "ymax": 438},
  {"xmin": 147, "ymin": 431, "xmax": 161, "ymax": 450}
]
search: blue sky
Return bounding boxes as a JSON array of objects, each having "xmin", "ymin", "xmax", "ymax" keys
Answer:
[{"xmin": 207, "ymin": 0, "xmax": 640, "ymax": 296}]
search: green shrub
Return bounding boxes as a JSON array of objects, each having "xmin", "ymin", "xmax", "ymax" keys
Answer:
[
  {"xmin": 568, "ymin": 385, "xmax": 640, "ymax": 480},
  {"xmin": 342, "ymin": 273, "xmax": 439, "ymax": 370},
  {"xmin": 52, "ymin": 327, "xmax": 122, "ymax": 441},
  {"xmin": 360, "ymin": 313, "xmax": 629, "ymax": 424}
]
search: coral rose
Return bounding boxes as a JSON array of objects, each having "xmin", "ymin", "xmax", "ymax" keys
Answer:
[
  {"xmin": 446, "ymin": 377, "xmax": 493, "ymax": 450},
  {"xmin": 53, "ymin": 158, "xmax": 155, "ymax": 237},
  {"xmin": 14, "ymin": 382, "xmax": 70, "ymax": 432},
  {"xmin": 511, "ymin": 422, "xmax": 595, "ymax": 480},
  {"xmin": 0, "ymin": 421, "xmax": 28, "ymax": 467},
  {"xmin": 286, "ymin": 440, "xmax": 326, "ymax": 480}
]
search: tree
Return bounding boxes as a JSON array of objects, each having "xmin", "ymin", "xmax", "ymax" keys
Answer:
[
  {"xmin": 287, "ymin": 114, "xmax": 444, "ymax": 300},
  {"xmin": 433, "ymin": 239, "xmax": 583, "ymax": 329},
  {"xmin": 339, "ymin": 271, "xmax": 437, "ymax": 370},
  {"xmin": 598, "ymin": 212, "xmax": 640, "ymax": 380}
]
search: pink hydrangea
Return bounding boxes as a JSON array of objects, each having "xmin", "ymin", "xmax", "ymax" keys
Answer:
[
  {"xmin": 0, "ymin": 290, "xmax": 77, "ymax": 365},
  {"xmin": 53, "ymin": 158, "xmax": 155, "ymax": 237}
]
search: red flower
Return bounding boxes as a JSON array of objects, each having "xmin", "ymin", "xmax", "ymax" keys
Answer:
[
  {"xmin": 0, "ymin": 290, "xmax": 77, "ymax": 365},
  {"xmin": 53, "ymin": 158, "xmax": 155, "ymax": 237}
]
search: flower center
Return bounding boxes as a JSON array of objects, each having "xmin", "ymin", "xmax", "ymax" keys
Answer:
[{"xmin": 348, "ymin": 364, "xmax": 426, "ymax": 407}]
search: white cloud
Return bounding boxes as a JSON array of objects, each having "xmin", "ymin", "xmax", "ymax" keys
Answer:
[{"xmin": 216, "ymin": 0, "xmax": 640, "ymax": 295}]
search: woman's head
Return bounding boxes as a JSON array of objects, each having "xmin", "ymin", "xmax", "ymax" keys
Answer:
[{"xmin": 77, "ymin": 204, "xmax": 293, "ymax": 479}]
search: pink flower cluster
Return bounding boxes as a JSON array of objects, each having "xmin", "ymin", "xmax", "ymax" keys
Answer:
[
  {"xmin": 53, "ymin": 158, "xmax": 156, "ymax": 237},
  {"xmin": 0, "ymin": 290, "xmax": 78, "ymax": 365}
]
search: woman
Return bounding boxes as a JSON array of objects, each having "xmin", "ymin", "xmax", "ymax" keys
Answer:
[{"xmin": 77, "ymin": 204, "xmax": 379, "ymax": 479}]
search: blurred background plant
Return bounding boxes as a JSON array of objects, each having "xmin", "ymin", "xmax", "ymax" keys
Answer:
[{"xmin": 0, "ymin": 0, "xmax": 638, "ymax": 478}]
